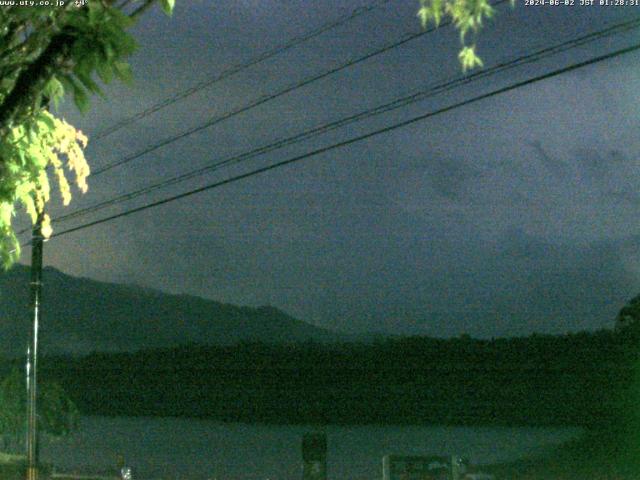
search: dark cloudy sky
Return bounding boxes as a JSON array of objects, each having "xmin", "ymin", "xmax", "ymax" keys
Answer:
[{"xmin": 19, "ymin": 0, "xmax": 640, "ymax": 337}]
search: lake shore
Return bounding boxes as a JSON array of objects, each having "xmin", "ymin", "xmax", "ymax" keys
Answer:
[
  {"xmin": 35, "ymin": 415, "xmax": 581, "ymax": 479},
  {"xmin": 10, "ymin": 423, "xmax": 630, "ymax": 479}
]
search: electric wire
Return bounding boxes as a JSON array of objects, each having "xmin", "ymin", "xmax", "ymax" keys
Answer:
[
  {"xmin": 36, "ymin": 42, "xmax": 640, "ymax": 244},
  {"xmin": 94, "ymin": 0, "xmax": 390, "ymax": 140},
  {"xmin": 45, "ymin": 17, "xmax": 640, "ymax": 227},
  {"xmin": 91, "ymin": 0, "xmax": 511, "ymax": 176}
]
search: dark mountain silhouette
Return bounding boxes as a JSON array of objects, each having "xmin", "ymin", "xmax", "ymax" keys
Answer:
[{"xmin": 0, "ymin": 264, "xmax": 342, "ymax": 356}]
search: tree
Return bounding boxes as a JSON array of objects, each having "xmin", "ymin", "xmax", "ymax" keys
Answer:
[
  {"xmin": 0, "ymin": 367, "xmax": 78, "ymax": 453},
  {"xmin": 417, "ymin": 0, "xmax": 513, "ymax": 71},
  {"xmin": 0, "ymin": 0, "xmax": 175, "ymax": 269},
  {"xmin": 615, "ymin": 294, "xmax": 640, "ymax": 334}
]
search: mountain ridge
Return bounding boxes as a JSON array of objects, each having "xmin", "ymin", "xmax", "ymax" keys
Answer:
[{"xmin": 0, "ymin": 264, "xmax": 343, "ymax": 356}]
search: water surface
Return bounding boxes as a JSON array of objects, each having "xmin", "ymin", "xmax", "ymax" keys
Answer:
[{"xmin": 41, "ymin": 416, "xmax": 581, "ymax": 479}]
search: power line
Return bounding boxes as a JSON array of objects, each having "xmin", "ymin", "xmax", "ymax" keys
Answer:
[
  {"xmin": 47, "ymin": 17, "xmax": 640, "ymax": 227},
  {"xmin": 91, "ymin": 0, "xmax": 511, "ymax": 176},
  {"xmin": 93, "ymin": 0, "xmax": 390, "ymax": 140},
  {"xmin": 40, "ymin": 42, "xmax": 640, "ymax": 243}
]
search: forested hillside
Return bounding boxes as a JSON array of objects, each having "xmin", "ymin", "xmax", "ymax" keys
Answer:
[{"xmin": 21, "ymin": 329, "xmax": 639, "ymax": 427}]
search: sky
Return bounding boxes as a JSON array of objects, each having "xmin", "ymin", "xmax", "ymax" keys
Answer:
[{"xmin": 18, "ymin": 0, "xmax": 640, "ymax": 338}]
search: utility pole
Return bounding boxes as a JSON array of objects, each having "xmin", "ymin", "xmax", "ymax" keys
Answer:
[{"xmin": 26, "ymin": 210, "xmax": 44, "ymax": 480}]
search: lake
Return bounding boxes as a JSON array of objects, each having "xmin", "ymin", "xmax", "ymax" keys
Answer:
[{"xmin": 40, "ymin": 416, "xmax": 581, "ymax": 479}]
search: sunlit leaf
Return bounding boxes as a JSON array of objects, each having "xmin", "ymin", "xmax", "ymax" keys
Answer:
[
  {"xmin": 417, "ymin": 0, "xmax": 505, "ymax": 71},
  {"xmin": 160, "ymin": 0, "xmax": 176, "ymax": 16},
  {"xmin": 458, "ymin": 45, "xmax": 483, "ymax": 72}
]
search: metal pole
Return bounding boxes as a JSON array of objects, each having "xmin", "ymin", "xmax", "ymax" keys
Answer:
[{"xmin": 26, "ymin": 211, "xmax": 43, "ymax": 480}]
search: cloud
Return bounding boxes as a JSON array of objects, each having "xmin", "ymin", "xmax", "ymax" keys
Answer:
[
  {"xmin": 530, "ymin": 141, "xmax": 570, "ymax": 180},
  {"xmin": 37, "ymin": 1, "xmax": 640, "ymax": 341}
]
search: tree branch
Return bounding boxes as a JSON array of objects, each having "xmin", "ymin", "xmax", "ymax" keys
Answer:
[{"xmin": 0, "ymin": 31, "xmax": 76, "ymax": 134}]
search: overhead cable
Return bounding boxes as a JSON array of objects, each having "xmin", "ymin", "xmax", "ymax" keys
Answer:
[
  {"xmin": 94, "ymin": 0, "xmax": 390, "ymax": 140},
  {"xmin": 91, "ymin": 0, "xmax": 511, "ymax": 176},
  {"xmin": 39, "ymin": 42, "xmax": 640, "ymax": 243},
  {"xmin": 46, "ymin": 17, "xmax": 640, "ymax": 227}
]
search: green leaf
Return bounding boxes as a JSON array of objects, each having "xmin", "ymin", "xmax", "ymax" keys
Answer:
[
  {"xmin": 108, "ymin": 6, "xmax": 135, "ymax": 29},
  {"xmin": 61, "ymin": 75, "xmax": 90, "ymax": 113},
  {"xmin": 458, "ymin": 45, "xmax": 483, "ymax": 72},
  {"xmin": 36, "ymin": 112, "xmax": 55, "ymax": 135},
  {"xmin": 112, "ymin": 60, "xmax": 133, "ymax": 84},
  {"xmin": 432, "ymin": 0, "xmax": 443, "ymax": 26},
  {"xmin": 16, "ymin": 147, "xmax": 26, "ymax": 167},
  {"xmin": 76, "ymin": 71, "xmax": 104, "ymax": 97},
  {"xmin": 417, "ymin": 0, "xmax": 443, "ymax": 28},
  {"xmin": 87, "ymin": 1, "xmax": 108, "ymax": 27},
  {"xmin": 160, "ymin": 0, "xmax": 175, "ymax": 16},
  {"xmin": 44, "ymin": 77, "xmax": 65, "ymax": 110},
  {"xmin": 417, "ymin": 6, "xmax": 429, "ymax": 28},
  {"xmin": 106, "ymin": 28, "xmax": 137, "ymax": 57},
  {"xmin": 73, "ymin": 86, "xmax": 90, "ymax": 113},
  {"xmin": 96, "ymin": 60, "xmax": 114, "ymax": 84}
]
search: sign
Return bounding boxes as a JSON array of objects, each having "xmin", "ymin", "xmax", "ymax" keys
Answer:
[{"xmin": 382, "ymin": 455, "xmax": 455, "ymax": 480}]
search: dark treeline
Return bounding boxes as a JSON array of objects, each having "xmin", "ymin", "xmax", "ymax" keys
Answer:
[{"xmin": 8, "ymin": 328, "xmax": 640, "ymax": 427}]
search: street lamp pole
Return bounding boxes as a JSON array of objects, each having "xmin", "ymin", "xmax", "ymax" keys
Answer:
[{"xmin": 26, "ymin": 210, "xmax": 43, "ymax": 480}]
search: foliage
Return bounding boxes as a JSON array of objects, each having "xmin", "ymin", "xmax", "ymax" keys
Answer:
[
  {"xmin": 47, "ymin": 329, "xmax": 635, "ymax": 427},
  {"xmin": 417, "ymin": 0, "xmax": 512, "ymax": 71},
  {"xmin": 615, "ymin": 293, "xmax": 640, "ymax": 332},
  {"xmin": 0, "ymin": 1, "xmax": 174, "ymax": 269},
  {"xmin": 0, "ymin": 110, "xmax": 88, "ymax": 267},
  {"xmin": 0, "ymin": 367, "xmax": 78, "ymax": 449}
]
